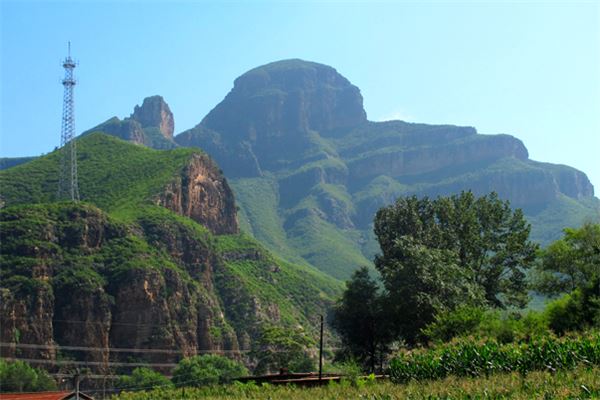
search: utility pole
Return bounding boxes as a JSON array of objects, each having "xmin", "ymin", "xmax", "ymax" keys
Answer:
[
  {"xmin": 73, "ymin": 370, "xmax": 81, "ymax": 400},
  {"xmin": 318, "ymin": 314, "xmax": 324, "ymax": 381},
  {"xmin": 57, "ymin": 41, "xmax": 80, "ymax": 201}
]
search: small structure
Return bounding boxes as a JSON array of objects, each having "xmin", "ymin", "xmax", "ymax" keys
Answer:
[{"xmin": 0, "ymin": 391, "xmax": 94, "ymax": 400}]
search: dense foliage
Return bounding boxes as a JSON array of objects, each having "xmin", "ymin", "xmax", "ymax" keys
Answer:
[
  {"xmin": 172, "ymin": 355, "xmax": 248, "ymax": 387},
  {"xmin": 533, "ymin": 222, "xmax": 600, "ymax": 295},
  {"xmin": 117, "ymin": 367, "xmax": 173, "ymax": 391},
  {"xmin": 421, "ymin": 306, "xmax": 549, "ymax": 345},
  {"xmin": 371, "ymin": 192, "xmax": 536, "ymax": 344},
  {"xmin": 0, "ymin": 360, "xmax": 57, "ymax": 392}
]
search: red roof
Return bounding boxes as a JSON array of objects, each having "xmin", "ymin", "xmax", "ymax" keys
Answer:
[{"xmin": 0, "ymin": 392, "xmax": 93, "ymax": 400}]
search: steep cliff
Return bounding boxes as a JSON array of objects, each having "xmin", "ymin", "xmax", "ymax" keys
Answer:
[{"xmin": 0, "ymin": 134, "xmax": 341, "ymax": 375}]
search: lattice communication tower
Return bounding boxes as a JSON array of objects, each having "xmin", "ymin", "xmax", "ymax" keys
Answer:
[{"xmin": 57, "ymin": 42, "xmax": 80, "ymax": 201}]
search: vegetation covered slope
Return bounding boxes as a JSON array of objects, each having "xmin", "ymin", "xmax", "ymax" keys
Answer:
[{"xmin": 0, "ymin": 133, "xmax": 341, "ymax": 372}]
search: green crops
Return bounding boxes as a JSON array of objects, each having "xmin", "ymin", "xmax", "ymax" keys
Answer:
[{"xmin": 389, "ymin": 333, "xmax": 600, "ymax": 383}]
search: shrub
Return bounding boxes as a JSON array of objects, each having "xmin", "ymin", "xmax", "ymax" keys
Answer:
[
  {"xmin": 0, "ymin": 359, "xmax": 57, "ymax": 392},
  {"xmin": 422, "ymin": 306, "xmax": 549, "ymax": 344},
  {"xmin": 117, "ymin": 367, "xmax": 172, "ymax": 391},
  {"xmin": 171, "ymin": 355, "xmax": 248, "ymax": 387},
  {"xmin": 544, "ymin": 278, "xmax": 600, "ymax": 335}
]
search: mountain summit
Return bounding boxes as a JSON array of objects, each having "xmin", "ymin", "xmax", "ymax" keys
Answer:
[
  {"xmin": 177, "ymin": 60, "xmax": 367, "ymax": 176},
  {"xmin": 203, "ymin": 59, "xmax": 367, "ymax": 137}
]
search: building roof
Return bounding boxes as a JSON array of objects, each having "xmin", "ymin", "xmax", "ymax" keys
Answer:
[{"xmin": 0, "ymin": 391, "xmax": 94, "ymax": 400}]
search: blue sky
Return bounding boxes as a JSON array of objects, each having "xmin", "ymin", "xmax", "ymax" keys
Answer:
[{"xmin": 1, "ymin": 0, "xmax": 599, "ymax": 191}]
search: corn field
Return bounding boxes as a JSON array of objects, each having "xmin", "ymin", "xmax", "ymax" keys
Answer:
[{"xmin": 389, "ymin": 332, "xmax": 600, "ymax": 383}]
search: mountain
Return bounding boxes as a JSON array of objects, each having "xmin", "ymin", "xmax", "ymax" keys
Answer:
[
  {"xmin": 174, "ymin": 59, "xmax": 600, "ymax": 279},
  {"xmin": 0, "ymin": 133, "xmax": 341, "ymax": 373}
]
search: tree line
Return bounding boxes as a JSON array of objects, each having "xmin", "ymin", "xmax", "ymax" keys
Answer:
[{"xmin": 332, "ymin": 191, "xmax": 600, "ymax": 372}]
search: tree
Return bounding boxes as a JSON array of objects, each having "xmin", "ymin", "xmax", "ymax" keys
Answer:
[
  {"xmin": 171, "ymin": 355, "xmax": 248, "ymax": 387},
  {"xmin": 373, "ymin": 192, "xmax": 537, "ymax": 343},
  {"xmin": 117, "ymin": 367, "xmax": 172, "ymax": 391},
  {"xmin": 250, "ymin": 324, "xmax": 315, "ymax": 375},
  {"xmin": 332, "ymin": 266, "xmax": 390, "ymax": 372},
  {"xmin": 0, "ymin": 360, "xmax": 57, "ymax": 392},
  {"xmin": 533, "ymin": 223, "xmax": 600, "ymax": 295}
]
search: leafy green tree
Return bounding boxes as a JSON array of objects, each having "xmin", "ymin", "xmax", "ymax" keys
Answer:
[
  {"xmin": 374, "ymin": 192, "xmax": 537, "ymax": 343},
  {"xmin": 533, "ymin": 223, "xmax": 600, "ymax": 295},
  {"xmin": 0, "ymin": 360, "xmax": 57, "ymax": 392},
  {"xmin": 171, "ymin": 355, "xmax": 248, "ymax": 387},
  {"xmin": 250, "ymin": 324, "xmax": 315, "ymax": 375},
  {"xmin": 117, "ymin": 367, "xmax": 172, "ymax": 391},
  {"xmin": 332, "ymin": 267, "xmax": 391, "ymax": 372}
]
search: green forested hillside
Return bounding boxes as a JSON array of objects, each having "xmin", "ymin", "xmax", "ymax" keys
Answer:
[{"xmin": 0, "ymin": 133, "xmax": 342, "ymax": 372}]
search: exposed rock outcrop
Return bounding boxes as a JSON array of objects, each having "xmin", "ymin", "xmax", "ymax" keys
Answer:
[
  {"xmin": 132, "ymin": 95, "xmax": 175, "ymax": 139},
  {"xmin": 84, "ymin": 96, "xmax": 177, "ymax": 149},
  {"xmin": 157, "ymin": 153, "xmax": 239, "ymax": 235}
]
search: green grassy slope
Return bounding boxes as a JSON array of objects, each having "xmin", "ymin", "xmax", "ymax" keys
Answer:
[{"xmin": 0, "ymin": 133, "xmax": 195, "ymax": 218}]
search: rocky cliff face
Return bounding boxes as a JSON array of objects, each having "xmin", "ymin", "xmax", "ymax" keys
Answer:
[
  {"xmin": 0, "ymin": 204, "xmax": 239, "ymax": 371},
  {"xmin": 132, "ymin": 95, "xmax": 175, "ymax": 139},
  {"xmin": 157, "ymin": 153, "xmax": 239, "ymax": 235}
]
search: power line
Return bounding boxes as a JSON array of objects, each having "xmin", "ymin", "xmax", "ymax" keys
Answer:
[
  {"xmin": 0, "ymin": 342, "xmax": 250, "ymax": 354},
  {"xmin": 3, "ymin": 357, "xmax": 178, "ymax": 368},
  {"xmin": 0, "ymin": 342, "xmax": 341, "ymax": 354}
]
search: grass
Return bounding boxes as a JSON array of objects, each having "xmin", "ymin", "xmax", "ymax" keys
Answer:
[
  {"xmin": 0, "ymin": 133, "xmax": 196, "ymax": 220},
  {"xmin": 112, "ymin": 366, "xmax": 600, "ymax": 399},
  {"xmin": 527, "ymin": 194, "xmax": 600, "ymax": 246}
]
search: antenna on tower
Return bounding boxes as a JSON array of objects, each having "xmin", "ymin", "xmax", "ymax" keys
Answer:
[{"xmin": 57, "ymin": 42, "xmax": 80, "ymax": 201}]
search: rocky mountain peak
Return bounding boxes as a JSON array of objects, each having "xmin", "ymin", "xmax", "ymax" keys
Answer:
[
  {"xmin": 202, "ymin": 59, "xmax": 367, "ymax": 139},
  {"xmin": 132, "ymin": 95, "xmax": 175, "ymax": 139}
]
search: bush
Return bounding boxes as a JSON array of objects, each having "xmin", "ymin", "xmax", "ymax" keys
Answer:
[
  {"xmin": 0, "ymin": 360, "xmax": 57, "ymax": 392},
  {"xmin": 117, "ymin": 367, "xmax": 172, "ymax": 391},
  {"xmin": 544, "ymin": 279, "xmax": 600, "ymax": 335},
  {"xmin": 171, "ymin": 355, "xmax": 248, "ymax": 387},
  {"xmin": 422, "ymin": 306, "xmax": 549, "ymax": 344},
  {"xmin": 422, "ymin": 306, "xmax": 485, "ymax": 343}
]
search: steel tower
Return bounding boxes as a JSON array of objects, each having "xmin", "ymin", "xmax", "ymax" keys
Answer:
[{"xmin": 57, "ymin": 42, "xmax": 80, "ymax": 201}]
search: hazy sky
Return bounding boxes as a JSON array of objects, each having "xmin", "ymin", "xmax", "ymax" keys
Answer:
[{"xmin": 1, "ymin": 1, "xmax": 599, "ymax": 191}]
